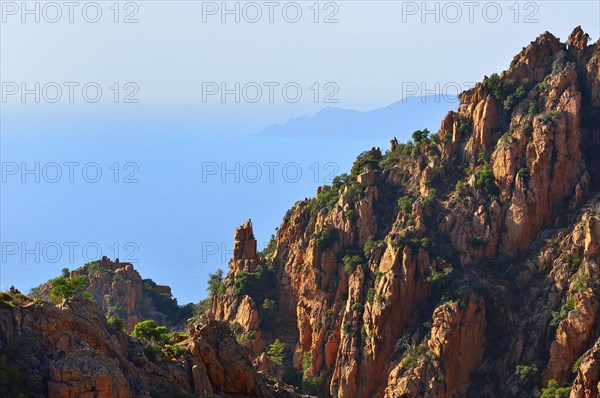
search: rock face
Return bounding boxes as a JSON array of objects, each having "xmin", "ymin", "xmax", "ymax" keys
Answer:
[
  {"xmin": 36, "ymin": 257, "xmax": 189, "ymax": 332},
  {"xmin": 0, "ymin": 293, "xmax": 291, "ymax": 398},
  {"xmin": 427, "ymin": 295, "xmax": 486, "ymax": 396},
  {"xmin": 212, "ymin": 27, "xmax": 600, "ymax": 398}
]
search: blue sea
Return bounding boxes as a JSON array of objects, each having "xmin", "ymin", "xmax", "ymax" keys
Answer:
[{"xmin": 0, "ymin": 102, "xmax": 453, "ymax": 304}]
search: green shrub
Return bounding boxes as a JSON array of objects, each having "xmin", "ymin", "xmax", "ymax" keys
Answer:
[
  {"xmin": 315, "ymin": 227, "xmax": 337, "ymax": 251},
  {"xmin": 342, "ymin": 255, "xmax": 364, "ymax": 272},
  {"xmin": 302, "ymin": 351, "xmax": 311, "ymax": 372},
  {"xmin": 485, "ymin": 73, "xmax": 502, "ymax": 97},
  {"xmin": 309, "ymin": 186, "xmax": 339, "ymax": 218},
  {"xmin": 572, "ymin": 272, "xmax": 589, "ymax": 294},
  {"xmin": 426, "ymin": 267, "xmax": 453, "ymax": 283},
  {"xmin": 476, "ymin": 164, "xmax": 495, "ymax": 190},
  {"xmin": 107, "ymin": 316, "xmax": 125, "ymax": 333},
  {"xmin": 85, "ymin": 261, "xmax": 102, "ymax": 277},
  {"xmin": 321, "ymin": 309, "xmax": 334, "ymax": 329},
  {"xmin": 477, "ymin": 150, "xmax": 490, "ymax": 164},
  {"xmin": 207, "ymin": 269, "xmax": 225, "ymax": 297},
  {"xmin": 162, "ymin": 344, "xmax": 186, "ymax": 361},
  {"xmin": 258, "ymin": 234, "xmax": 277, "ymax": 258},
  {"xmin": 344, "ymin": 210, "xmax": 357, "ymax": 222},
  {"xmin": 131, "ymin": 320, "xmax": 170, "ymax": 344},
  {"xmin": 193, "ymin": 298, "xmax": 211, "ymax": 320},
  {"xmin": 363, "ymin": 237, "xmax": 383, "ymax": 258},
  {"xmin": 503, "ymin": 79, "xmax": 530, "ymax": 110},
  {"xmin": 132, "ymin": 320, "xmax": 186, "ymax": 362},
  {"xmin": 458, "ymin": 114, "xmax": 472, "ymax": 134},
  {"xmin": 142, "ymin": 278, "xmax": 194, "ymax": 327},
  {"xmin": 412, "ymin": 129, "xmax": 430, "ymax": 145},
  {"xmin": 397, "ymin": 196, "xmax": 413, "ymax": 212},
  {"xmin": 423, "ymin": 189, "xmax": 437, "ymax": 207},
  {"xmin": 550, "ymin": 298, "xmax": 576, "ymax": 327},
  {"xmin": 527, "ymin": 99, "xmax": 539, "ymax": 116},
  {"xmin": 143, "ymin": 345, "xmax": 160, "ymax": 362},
  {"xmin": 106, "ymin": 304, "xmax": 125, "ymax": 319},
  {"xmin": 572, "ymin": 356, "xmax": 584, "ymax": 374},
  {"xmin": 367, "ymin": 288, "xmax": 376, "ymax": 304},
  {"xmin": 351, "ymin": 152, "xmax": 380, "ymax": 178},
  {"xmin": 351, "ymin": 302, "xmax": 364, "ymax": 313},
  {"xmin": 515, "ymin": 362, "xmax": 540, "ymax": 384},
  {"xmin": 234, "ymin": 271, "xmax": 262, "ymax": 297},
  {"xmin": 230, "ymin": 264, "xmax": 277, "ymax": 310},
  {"xmin": 485, "ymin": 73, "xmax": 531, "ymax": 111},
  {"xmin": 401, "ymin": 343, "xmax": 428, "ymax": 368},
  {"xmin": 343, "ymin": 184, "xmax": 365, "ymax": 206},
  {"xmin": 267, "ymin": 339, "xmax": 284, "ymax": 367},
  {"xmin": 540, "ymin": 379, "xmax": 571, "ymax": 398},
  {"xmin": 540, "ymin": 110, "xmax": 563, "ymax": 125},
  {"xmin": 50, "ymin": 274, "xmax": 92, "ymax": 301},
  {"xmin": 566, "ymin": 256, "xmax": 583, "ymax": 272}
]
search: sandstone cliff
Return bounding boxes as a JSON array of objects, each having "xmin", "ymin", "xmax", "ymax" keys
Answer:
[
  {"xmin": 35, "ymin": 256, "xmax": 192, "ymax": 332},
  {"xmin": 0, "ymin": 291, "xmax": 294, "ymax": 397},
  {"xmin": 212, "ymin": 27, "xmax": 600, "ymax": 398}
]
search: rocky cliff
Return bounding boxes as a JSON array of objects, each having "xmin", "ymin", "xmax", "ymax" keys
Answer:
[
  {"xmin": 0, "ymin": 291, "xmax": 295, "ymax": 397},
  {"xmin": 34, "ymin": 257, "xmax": 193, "ymax": 332},
  {"xmin": 212, "ymin": 27, "xmax": 600, "ymax": 398}
]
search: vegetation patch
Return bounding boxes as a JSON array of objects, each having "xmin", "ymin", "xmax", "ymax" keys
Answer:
[
  {"xmin": 50, "ymin": 269, "xmax": 92, "ymax": 301},
  {"xmin": 131, "ymin": 320, "xmax": 186, "ymax": 362},
  {"xmin": 142, "ymin": 278, "xmax": 194, "ymax": 327},
  {"xmin": 426, "ymin": 267, "xmax": 453, "ymax": 283},
  {"xmin": 550, "ymin": 298, "xmax": 575, "ymax": 327},
  {"xmin": 315, "ymin": 227, "xmax": 337, "ymax": 251},
  {"xmin": 207, "ymin": 269, "xmax": 226, "ymax": 297},
  {"xmin": 267, "ymin": 339, "xmax": 284, "ymax": 367},
  {"xmin": 540, "ymin": 380, "xmax": 571, "ymax": 398},
  {"xmin": 400, "ymin": 343, "xmax": 428, "ymax": 369}
]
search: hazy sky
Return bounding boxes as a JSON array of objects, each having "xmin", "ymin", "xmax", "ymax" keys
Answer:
[{"xmin": 2, "ymin": 1, "xmax": 599, "ymax": 117}]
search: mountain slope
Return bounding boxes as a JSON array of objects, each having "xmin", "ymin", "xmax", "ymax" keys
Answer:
[
  {"xmin": 0, "ymin": 291, "xmax": 295, "ymax": 397},
  {"xmin": 257, "ymin": 96, "xmax": 457, "ymax": 141},
  {"xmin": 212, "ymin": 27, "xmax": 600, "ymax": 398}
]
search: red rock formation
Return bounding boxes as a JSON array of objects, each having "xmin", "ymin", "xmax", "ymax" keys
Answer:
[
  {"xmin": 37, "ymin": 256, "xmax": 186, "ymax": 332},
  {"xmin": 212, "ymin": 28, "xmax": 600, "ymax": 398},
  {"xmin": 0, "ymin": 293, "xmax": 293, "ymax": 397}
]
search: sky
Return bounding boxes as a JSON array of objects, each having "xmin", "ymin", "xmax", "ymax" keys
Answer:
[{"xmin": 1, "ymin": 0, "xmax": 599, "ymax": 303}]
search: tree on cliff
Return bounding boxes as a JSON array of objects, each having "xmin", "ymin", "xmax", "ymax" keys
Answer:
[
  {"xmin": 207, "ymin": 269, "xmax": 225, "ymax": 298},
  {"xmin": 131, "ymin": 320, "xmax": 170, "ymax": 344},
  {"xmin": 267, "ymin": 339, "xmax": 284, "ymax": 367},
  {"xmin": 49, "ymin": 274, "xmax": 92, "ymax": 302}
]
